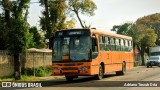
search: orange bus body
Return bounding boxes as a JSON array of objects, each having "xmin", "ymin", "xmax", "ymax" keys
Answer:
[{"xmin": 52, "ymin": 28, "xmax": 134, "ymax": 78}]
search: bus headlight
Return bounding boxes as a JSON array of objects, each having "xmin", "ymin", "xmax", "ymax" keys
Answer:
[
  {"xmin": 53, "ymin": 67, "xmax": 61, "ymax": 71},
  {"xmin": 80, "ymin": 66, "xmax": 90, "ymax": 72}
]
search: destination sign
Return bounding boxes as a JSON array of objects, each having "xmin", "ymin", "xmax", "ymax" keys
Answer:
[
  {"xmin": 55, "ymin": 29, "xmax": 90, "ymax": 37},
  {"xmin": 68, "ymin": 31, "xmax": 82, "ymax": 35}
]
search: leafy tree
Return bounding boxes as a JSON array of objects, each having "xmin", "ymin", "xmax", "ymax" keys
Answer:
[
  {"xmin": 0, "ymin": 16, "xmax": 7, "ymax": 50},
  {"xmin": 130, "ymin": 25, "xmax": 157, "ymax": 65},
  {"xmin": 0, "ymin": 0, "xmax": 12, "ymax": 50},
  {"xmin": 39, "ymin": 0, "xmax": 68, "ymax": 49},
  {"xmin": 28, "ymin": 26, "xmax": 44, "ymax": 49},
  {"xmin": 111, "ymin": 22, "xmax": 133, "ymax": 35},
  {"xmin": 68, "ymin": 0, "xmax": 97, "ymax": 28},
  {"xmin": 136, "ymin": 13, "xmax": 160, "ymax": 45},
  {"xmin": 64, "ymin": 20, "xmax": 75, "ymax": 29},
  {"xmin": 26, "ymin": 29, "xmax": 34, "ymax": 49},
  {"xmin": 1, "ymin": 0, "xmax": 30, "ymax": 80},
  {"xmin": 111, "ymin": 23, "xmax": 157, "ymax": 65}
]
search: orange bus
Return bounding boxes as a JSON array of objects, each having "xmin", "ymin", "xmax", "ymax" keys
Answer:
[{"xmin": 52, "ymin": 28, "xmax": 134, "ymax": 81}]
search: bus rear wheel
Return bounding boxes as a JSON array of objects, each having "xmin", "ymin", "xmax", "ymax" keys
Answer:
[
  {"xmin": 94, "ymin": 65, "xmax": 104, "ymax": 80},
  {"xmin": 65, "ymin": 76, "xmax": 74, "ymax": 81},
  {"xmin": 116, "ymin": 62, "xmax": 126, "ymax": 75}
]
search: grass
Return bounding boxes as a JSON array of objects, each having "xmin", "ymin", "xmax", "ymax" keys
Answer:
[
  {"xmin": 0, "ymin": 75, "xmax": 53, "ymax": 81},
  {"xmin": 0, "ymin": 66, "xmax": 53, "ymax": 81},
  {"xmin": 22, "ymin": 66, "xmax": 52, "ymax": 77},
  {"xmin": 0, "ymin": 76, "xmax": 14, "ymax": 81}
]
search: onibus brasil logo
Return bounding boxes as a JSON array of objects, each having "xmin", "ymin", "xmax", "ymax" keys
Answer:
[{"xmin": 1, "ymin": 82, "xmax": 42, "ymax": 88}]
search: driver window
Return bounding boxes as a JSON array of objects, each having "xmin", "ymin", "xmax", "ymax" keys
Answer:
[{"xmin": 62, "ymin": 37, "xmax": 69, "ymax": 55}]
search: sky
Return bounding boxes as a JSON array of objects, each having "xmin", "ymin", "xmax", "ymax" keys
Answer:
[{"xmin": 28, "ymin": 0, "xmax": 160, "ymax": 31}]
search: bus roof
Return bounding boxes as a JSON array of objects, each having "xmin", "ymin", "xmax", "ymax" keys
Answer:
[
  {"xmin": 56, "ymin": 28, "xmax": 132, "ymax": 40},
  {"xmin": 90, "ymin": 28, "xmax": 132, "ymax": 40}
]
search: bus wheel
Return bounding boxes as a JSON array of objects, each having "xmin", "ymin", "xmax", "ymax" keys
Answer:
[
  {"xmin": 94, "ymin": 65, "xmax": 104, "ymax": 80},
  {"xmin": 116, "ymin": 62, "xmax": 126, "ymax": 75},
  {"xmin": 65, "ymin": 76, "xmax": 73, "ymax": 81}
]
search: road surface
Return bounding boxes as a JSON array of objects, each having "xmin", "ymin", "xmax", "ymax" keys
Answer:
[{"xmin": 1, "ymin": 66, "xmax": 160, "ymax": 90}]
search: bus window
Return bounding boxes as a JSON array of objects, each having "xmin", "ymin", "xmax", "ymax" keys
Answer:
[
  {"xmin": 100, "ymin": 35, "xmax": 105, "ymax": 51},
  {"xmin": 125, "ymin": 40, "xmax": 128, "ymax": 51},
  {"xmin": 121, "ymin": 39, "xmax": 124, "ymax": 51},
  {"xmin": 92, "ymin": 35, "xmax": 98, "ymax": 59},
  {"xmin": 110, "ymin": 38, "xmax": 115, "ymax": 51},
  {"xmin": 104, "ymin": 36, "xmax": 108, "ymax": 51},
  {"xmin": 106, "ymin": 37, "xmax": 110, "ymax": 51},
  {"xmin": 119, "ymin": 39, "xmax": 121, "ymax": 51},
  {"xmin": 115, "ymin": 38, "xmax": 120, "ymax": 51},
  {"xmin": 128, "ymin": 41, "xmax": 132, "ymax": 51},
  {"xmin": 53, "ymin": 38, "xmax": 62, "ymax": 61},
  {"xmin": 70, "ymin": 36, "xmax": 90, "ymax": 61}
]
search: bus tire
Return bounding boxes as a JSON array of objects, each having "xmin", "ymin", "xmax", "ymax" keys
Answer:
[
  {"xmin": 65, "ymin": 76, "xmax": 74, "ymax": 82},
  {"xmin": 94, "ymin": 65, "xmax": 104, "ymax": 80},
  {"xmin": 116, "ymin": 62, "xmax": 126, "ymax": 75}
]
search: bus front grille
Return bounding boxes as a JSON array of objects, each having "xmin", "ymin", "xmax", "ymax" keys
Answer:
[
  {"xmin": 61, "ymin": 67, "xmax": 78, "ymax": 70},
  {"xmin": 64, "ymin": 64, "xmax": 75, "ymax": 66}
]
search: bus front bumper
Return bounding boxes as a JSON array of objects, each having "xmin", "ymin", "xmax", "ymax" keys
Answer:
[{"xmin": 52, "ymin": 66, "xmax": 91, "ymax": 76}]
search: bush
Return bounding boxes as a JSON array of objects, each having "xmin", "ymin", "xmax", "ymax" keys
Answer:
[
  {"xmin": 134, "ymin": 61, "xmax": 139, "ymax": 67},
  {"xmin": 35, "ymin": 66, "xmax": 44, "ymax": 77},
  {"xmin": 22, "ymin": 66, "xmax": 52, "ymax": 77}
]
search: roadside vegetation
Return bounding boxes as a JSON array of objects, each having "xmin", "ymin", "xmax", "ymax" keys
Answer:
[{"xmin": 0, "ymin": 66, "xmax": 53, "ymax": 81}]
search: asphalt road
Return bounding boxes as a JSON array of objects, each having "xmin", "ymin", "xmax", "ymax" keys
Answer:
[{"xmin": 1, "ymin": 66, "xmax": 160, "ymax": 90}]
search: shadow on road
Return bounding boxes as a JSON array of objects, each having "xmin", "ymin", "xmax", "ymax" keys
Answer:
[{"xmin": 40, "ymin": 74, "xmax": 117, "ymax": 87}]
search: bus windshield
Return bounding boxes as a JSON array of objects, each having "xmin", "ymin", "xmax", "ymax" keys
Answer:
[{"xmin": 53, "ymin": 36, "xmax": 91, "ymax": 62}]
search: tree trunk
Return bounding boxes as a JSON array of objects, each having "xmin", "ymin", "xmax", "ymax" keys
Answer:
[
  {"xmin": 2, "ymin": 0, "xmax": 11, "ymax": 28},
  {"xmin": 137, "ymin": 44, "xmax": 146, "ymax": 66},
  {"xmin": 140, "ymin": 52, "xmax": 145, "ymax": 66},
  {"xmin": 145, "ymin": 46, "xmax": 149, "ymax": 56},
  {"xmin": 73, "ymin": 7, "xmax": 85, "ymax": 28},
  {"xmin": 14, "ymin": 53, "xmax": 21, "ymax": 80}
]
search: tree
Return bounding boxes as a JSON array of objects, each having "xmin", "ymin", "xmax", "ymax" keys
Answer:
[
  {"xmin": 28, "ymin": 26, "xmax": 44, "ymax": 49},
  {"xmin": 68, "ymin": 0, "xmax": 97, "ymax": 28},
  {"xmin": 64, "ymin": 20, "xmax": 76, "ymax": 29},
  {"xmin": 111, "ymin": 22, "xmax": 133, "ymax": 35},
  {"xmin": 130, "ymin": 25, "xmax": 157, "ymax": 65},
  {"xmin": 136, "ymin": 13, "xmax": 160, "ymax": 45},
  {"xmin": 1, "ymin": 0, "xmax": 30, "ymax": 80},
  {"xmin": 0, "ymin": 0, "xmax": 11, "ymax": 50},
  {"xmin": 111, "ymin": 23, "xmax": 157, "ymax": 65},
  {"xmin": 0, "ymin": 16, "xmax": 7, "ymax": 50},
  {"xmin": 39, "ymin": 0, "xmax": 68, "ymax": 49}
]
